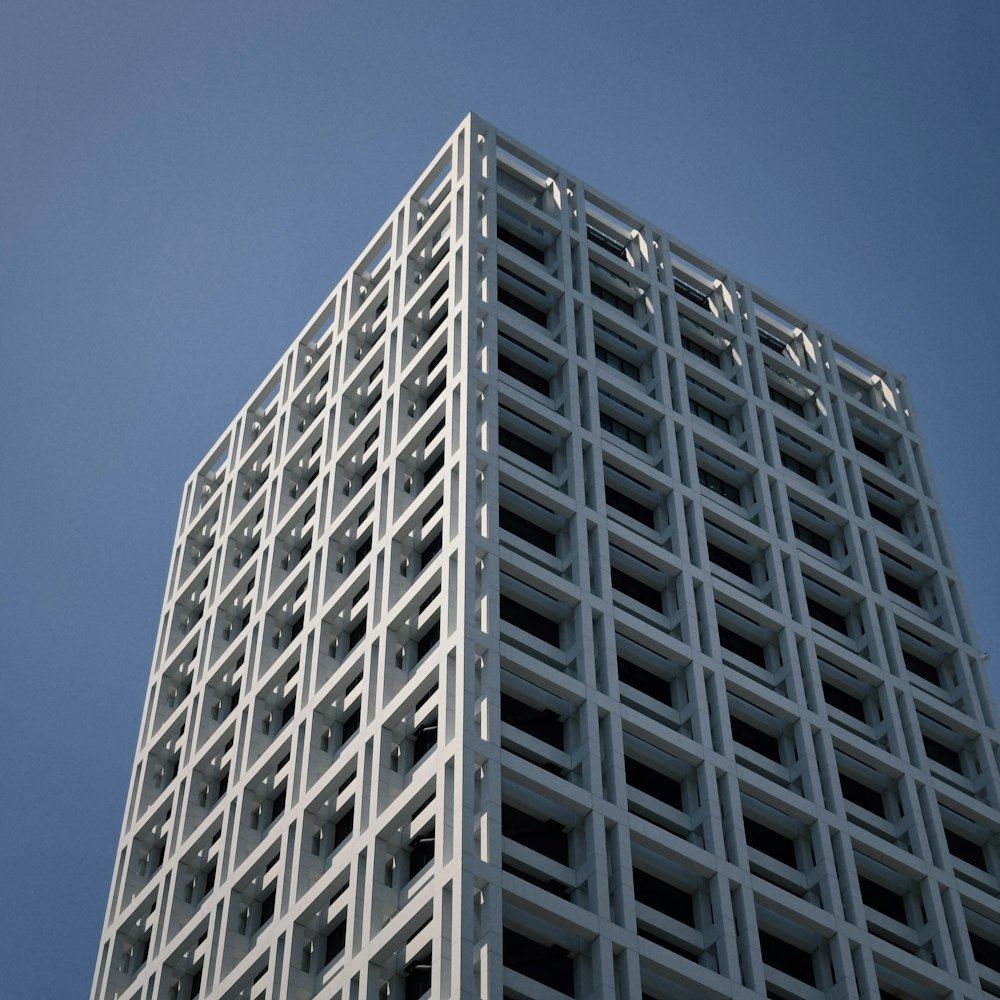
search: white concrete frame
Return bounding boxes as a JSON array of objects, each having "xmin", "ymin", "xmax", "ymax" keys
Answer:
[{"xmin": 91, "ymin": 114, "xmax": 1000, "ymax": 1000}]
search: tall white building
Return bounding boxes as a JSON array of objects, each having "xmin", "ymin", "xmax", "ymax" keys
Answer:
[{"xmin": 91, "ymin": 114, "xmax": 1000, "ymax": 1000}]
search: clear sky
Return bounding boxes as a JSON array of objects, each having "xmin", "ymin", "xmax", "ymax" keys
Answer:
[{"xmin": 2, "ymin": 2, "xmax": 998, "ymax": 995}]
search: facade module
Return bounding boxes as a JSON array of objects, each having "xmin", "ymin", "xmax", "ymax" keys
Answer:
[{"xmin": 91, "ymin": 114, "xmax": 1000, "ymax": 1000}]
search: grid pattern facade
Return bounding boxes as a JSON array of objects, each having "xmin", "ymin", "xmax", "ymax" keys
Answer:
[{"xmin": 91, "ymin": 115, "xmax": 1000, "ymax": 1000}]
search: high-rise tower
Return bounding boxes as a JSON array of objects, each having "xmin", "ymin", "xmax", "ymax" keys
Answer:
[{"xmin": 91, "ymin": 114, "xmax": 1000, "ymax": 1000}]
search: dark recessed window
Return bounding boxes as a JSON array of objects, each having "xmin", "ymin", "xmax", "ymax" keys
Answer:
[
  {"xmin": 759, "ymin": 931, "xmax": 815, "ymax": 987},
  {"xmin": 587, "ymin": 224, "xmax": 628, "ymax": 259},
  {"xmin": 869, "ymin": 501, "xmax": 903, "ymax": 532},
  {"xmin": 605, "ymin": 485, "xmax": 655, "ymax": 527},
  {"xmin": 681, "ymin": 333, "xmax": 722, "ymax": 367},
  {"xmin": 498, "ymin": 225, "xmax": 545, "ymax": 263},
  {"xmin": 503, "ymin": 928, "xmax": 574, "ymax": 996},
  {"xmin": 498, "ymin": 427, "xmax": 553, "ymax": 472},
  {"xmin": 418, "ymin": 531, "xmax": 443, "ymax": 570},
  {"xmin": 730, "ymin": 717, "xmax": 782, "ymax": 763},
  {"xmin": 611, "ymin": 567, "xmax": 661, "ymax": 612},
  {"xmin": 412, "ymin": 718, "xmax": 437, "ymax": 763},
  {"xmin": 617, "ymin": 656, "xmax": 672, "ymax": 707},
  {"xmin": 600, "ymin": 411, "xmax": 648, "ymax": 450},
  {"xmin": 499, "ymin": 506, "xmax": 557, "ymax": 554},
  {"xmin": 781, "ymin": 451, "xmax": 818, "ymax": 483},
  {"xmin": 258, "ymin": 890, "xmax": 276, "ymax": 928},
  {"xmin": 498, "ymin": 351, "xmax": 551, "ymax": 395},
  {"xmin": 902, "ymin": 650, "xmax": 940, "ymax": 686},
  {"xmin": 499, "ymin": 594, "xmax": 560, "ymax": 648},
  {"xmin": 690, "ymin": 398, "xmax": 730, "ymax": 434},
  {"xmin": 839, "ymin": 773, "xmax": 885, "ymax": 817},
  {"xmin": 324, "ymin": 918, "xmax": 347, "ymax": 967},
  {"xmin": 707, "ymin": 543, "xmax": 754, "ymax": 582},
  {"xmin": 793, "ymin": 521, "xmax": 832, "ymax": 556},
  {"xmin": 408, "ymin": 831, "xmax": 434, "ymax": 878},
  {"xmin": 500, "ymin": 694, "xmax": 563, "ymax": 748},
  {"xmin": 421, "ymin": 450, "xmax": 445, "ymax": 483},
  {"xmin": 945, "ymin": 828, "xmax": 987, "ymax": 871},
  {"xmin": 858, "ymin": 876, "xmax": 908, "ymax": 925},
  {"xmin": 633, "ymin": 869, "xmax": 695, "ymax": 925},
  {"xmin": 807, "ymin": 597, "xmax": 849, "ymax": 635},
  {"xmin": 502, "ymin": 804, "xmax": 568, "ymax": 865},
  {"xmin": 591, "ymin": 280, "xmax": 634, "ymax": 318},
  {"xmin": 923, "ymin": 735, "xmax": 963, "ymax": 774},
  {"xmin": 340, "ymin": 706, "xmax": 361, "ymax": 745},
  {"xmin": 718, "ymin": 626, "xmax": 767, "ymax": 668},
  {"xmin": 334, "ymin": 805, "xmax": 354, "ymax": 847},
  {"xmin": 885, "ymin": 574, "xmax": 922, "ymax": 606},
  {"xmin": 770, "ymin": 387, "xmax": 805, "ymax": 417},
  {"xmin": 416, "ymin": 620, "xmax": 440, "ymax": 661},
  {"xmin": 971, "ymin": 932, "xmax": 1000, "ymax": 974},
  {"xmin": 348, "ymin": 617, "xmax": 367, "ymax": 650},
  {"xmin": 624, "ymin": 755, "xmax": 683, "ymax": 810},
  {"xmin": 758, "ymin": 330, "xmax": 787, "ymax": 355},
  {"xmin": 497, "ymin": 287, "xmax": 547, "ymax": 326},
  {"xmin": 744, "ymin": 816, "xmax": 797, "ymax": 869},
  {"xmin": 822, "ymin": 681, "xmax": 866, "ymax": 721},
  {"xmin": 699, "ymin": 468, "xmax": 740, "ymax": 504},
  {"xmin": 674, "ymin": 278, "xmax": 711, "ymax": 310},
  {"xmin": 595, "ymin": 343, "xmax": 640, "ymax": 380},
  {"xmin": 854, "ymin": 436, "xmax": 887, "ymax": 464}
]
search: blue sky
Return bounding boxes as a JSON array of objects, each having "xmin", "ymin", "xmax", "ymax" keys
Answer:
[{"xmin": 2, "ymin": 2, "xmax": 998, "ymax": 995}]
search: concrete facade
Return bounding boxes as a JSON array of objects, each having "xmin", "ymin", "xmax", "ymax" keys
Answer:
[{"xmin": 91, "ymin": 114, "xmax": 1000, "ymax": 1000}]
